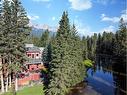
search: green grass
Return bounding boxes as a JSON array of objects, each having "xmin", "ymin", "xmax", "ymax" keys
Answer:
[{"xmin": 2, "ymin": 84, "xmax": 44, "ymax": 95}]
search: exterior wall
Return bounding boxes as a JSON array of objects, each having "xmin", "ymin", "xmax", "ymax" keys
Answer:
[
  {"xmin": 29, "ymin": 64, "xmax": 38, "ymax": 71},
  {"xmin": 18, "ymin": 73, "xmax": 40, "ymax": 86},
  {"xmin": 26, "ymin": 52, "xmax": 41, "ymax": 59},
  {"xmin": 28, "ymin": 64, "xmax": 44, "ymax": 71}
]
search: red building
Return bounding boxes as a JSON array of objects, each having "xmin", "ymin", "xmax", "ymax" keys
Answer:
[{"xmin": 18, "ymin": 44, "xmax": 44, "ymax": 86}]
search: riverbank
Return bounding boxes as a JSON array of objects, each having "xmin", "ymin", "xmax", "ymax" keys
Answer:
[{"xmin": 67, "ymin": 81, "xmax": 100, "ymax": 95}]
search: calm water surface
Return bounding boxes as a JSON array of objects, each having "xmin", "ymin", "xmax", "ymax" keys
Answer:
[
  {"xmin": 67, "ymin": 57, "xmax": 126, "ymax": 95},
  {"xmin": 85, "ymin": 57, "xmax": 126, "ymax": 95}
]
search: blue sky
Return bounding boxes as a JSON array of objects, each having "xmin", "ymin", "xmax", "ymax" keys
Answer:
[{"xmin": 21, "ymin": 0, "xmax": 126, "ymax": 36}]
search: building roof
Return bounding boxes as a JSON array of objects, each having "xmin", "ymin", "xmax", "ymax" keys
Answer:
[
  {"xmin": 26, "ymin": 58, "xmax": 42, "ymax": 64},
  {"xmin": 25, "ymin": 44, "xmax": 44, "ymax": 53},
  {"xmin": 26, "ymin": 46, "xmax": 41, "ymax": 52},
  {"xmin": 25, "ymin": 44, "xmax": 34, "ymax": 48}
]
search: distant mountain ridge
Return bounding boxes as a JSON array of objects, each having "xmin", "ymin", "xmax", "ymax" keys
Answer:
[
  {"xmin": 30, "ymin": 27, "xmax": 56, "ymax": 37},
  {"xmin": 30, "ymin": 26, "xmax": 82, "ymax": 38}
]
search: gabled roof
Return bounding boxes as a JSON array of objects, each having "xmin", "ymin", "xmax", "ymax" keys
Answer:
[
  {"xmin": 25, "ymin": 44, "xmax": 44, "ymax": 53},
  {"xmin": 26, "ymin": 46, "xmax": 41, "ymax": 52},
  {"xmin": 26, "ymin": 58, "xmax": 42, "ymax": 64}
]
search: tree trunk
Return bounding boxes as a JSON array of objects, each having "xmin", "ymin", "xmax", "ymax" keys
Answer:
[
  {"xmin": 15, "ymin": 76, "xmax": 18, "ymax": 91},
  {"xmin": 9, "ymin": 60, "xmax": 12, "ymax": 88},
  {"xmin": 9, "ymin": 74, "xmax": 12, "ymax": 88},
  {"xmin": 5, "ymin": 74, "xmax": 9, "ymax": 92},
  {"xmin": 0, "ymin": 70, "xmax": 5, "ymax": 93},
  {"xmin": 0, "ymin": 57, "xmax": 4, "ymax": 93}
]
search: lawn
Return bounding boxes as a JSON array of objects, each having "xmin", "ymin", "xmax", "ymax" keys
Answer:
[{"xmin": 2, "ymin": 84, "xmax": 44, "ymax": 95}]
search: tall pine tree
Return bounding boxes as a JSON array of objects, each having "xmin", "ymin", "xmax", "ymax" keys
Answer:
[
  {"xmin": 10, "ymin": 0, "xmax": 30, "ymax": 91},
  {"xmin": 114, "ymin": 18, "xmax": 127, "ymax": 62},
  {"xmin": 46, "ymin": 11, "xmax": 85, "ymax": 95},
  {"xmin": 0, "ymin": 0, "xmax": 30, "ymax": 92},
  {"xmin": 39, "ymin": 29, "xmax": 50, "ymax": 47}
]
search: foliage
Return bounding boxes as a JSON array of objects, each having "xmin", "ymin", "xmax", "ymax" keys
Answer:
[
  {"xmin": 82, "ymin": 33, "xmax": 97, "ymax": 60},
  {"xmin": 113, "ymin": 18, "xmax": 127, "ymax": 62},
  {"xmin": 39, "ymin": 29, "xmax": 50, "ymax": 47},
  {"xmin": 82, "ymin": 59, "xmax": 94, "ymax": 68},
  {"xmin": 45, "ymin": 11, "xmax": 85, "ymax": 95},
  {"xmin": 95, "ymin": 18, "xmax": 127, "ymax": 63},
  {"xmin": 0, "ymin": 0, "xmax": 30, "ymax": 92},
  {"xmin": 0, "ymin": 0, "xmax": 30, "ymax": 72}
]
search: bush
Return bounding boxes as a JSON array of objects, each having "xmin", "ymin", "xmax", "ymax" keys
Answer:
[{"xmin": 82, "ymin": 59, "xmax": 94, "ymax": 68}]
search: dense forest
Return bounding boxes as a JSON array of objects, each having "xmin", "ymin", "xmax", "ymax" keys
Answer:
[
  {"xmin": 30, "ymin": 12, "xmax": 126, "ymax": 95},
  {"xmin": 0, "ymin": 0, "xmax": 30, "ymax": 93},
  {"xmin": 0, "ymin": 0, "xmax": 126, "ymax": 95},
  {"xmin": 32, "ymin": 16, "xmax": 126, "ymax": 65}
]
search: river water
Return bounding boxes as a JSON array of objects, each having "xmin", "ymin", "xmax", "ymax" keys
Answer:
[
  {"xmin": 86, "ymin": 67, "xmax": 126, "ymax": 95},
  {"xmin": 68, "ymin": 56, "xmax": 127, "ymax": 95},
  {"xmin": 85, "ymin": 57, "xmax": 127, "ymax": 95}
]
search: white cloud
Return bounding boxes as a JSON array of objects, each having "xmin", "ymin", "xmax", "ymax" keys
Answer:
[
  {"xmin": 101, "ymin": 10, "xmax": 127, "ymax": 23},
  {"xmin": 52, "ymin": 16, "xmax": 56, "ymax": 21},
  {"xmin": 33, "ymin": 0, "xmax": 50, "ymax": 2},
  {"xmin": 74, "ymin": 19, "xmax": 116, "ymax": 36},
  {"xmin": 28, "ymin": 15, "xmax": 39, "ymax": 21},
  {"xmin": 69, "ymin": 0, "xmax": 92, "ymax": 11},
  {"xmin": 121, "ymin": 9, "xmax": 127, "ymax": 22},
  {"xmin": 121, "ymin": 14, "xmax": 127, "ymax": 22},
  {"xmin": 74, "ymin": 19, "xmax": 93, "ymax": 36},
  {"xmin": 99, "ymin": 25, "xmax": 115, "ymax": 33},
  {"xmin": 121, "ymin": 9, "xmax": 127, "ymax": 14},
  {"xmin": 101, "ymin": 14, "xmax": 119, "ymax": 23}
]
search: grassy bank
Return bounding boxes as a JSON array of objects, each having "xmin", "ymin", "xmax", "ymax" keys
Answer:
[{"xmin": 2, "ymin": 84, "xmax": 44, "ymax": 95}]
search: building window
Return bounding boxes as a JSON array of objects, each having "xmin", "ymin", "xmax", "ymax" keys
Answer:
[
  {"xmin": 32, "ymin": 68, "xmax": 34, "ymax": 70},
  {"xmin": 36, "ymin": 54, "xmax": 39, "ymax": 56},
  {"xmin": 32, "ymin": 54, "xmax": 34, "ymax": 58},
  {"xmin": 28, "ymin": 54, "xmax": 31, "ymax": 57}
]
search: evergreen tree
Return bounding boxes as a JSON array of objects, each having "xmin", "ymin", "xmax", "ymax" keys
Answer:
[
  {"xmin": 39, "ymin": 29, "xmax": 50, "ymax": 47},
  {"xmin": 114, "ymin": 18, "xmax": 127, "ymax": 62},
  {"xmin": 42, "ymin": 42, "xmax": 52, "ymax": 89},
  {"xmin": 46, "ymin": 11, "xmax": 71, "ymax": 95},
  {"xmin": 46, "ymin": 11, "xmax": 85, "ymax": 95},
  {"xmin": 10, "ymin": 0, "xmax": 30, "ymax": 91},
  {"xmin": 31, "ymin": 35, "xmax": 40, "ymax": 46},
  {"xmin": 87, "ymin": 36, "xmax": 93, "ymax": 59},
  {"xmin": 91, "ymin": 33, "xmax": 97, "ymax": 60},
  {"xmin": 96, "ymin": 32, "xmax": 114, "ymax": 55},
  {"xmin": 0, "ymin": 0, "xmax": 5, "ymax": 92},
  {"xmin": 82, "ymin": 36, "xmax": 88, "ymax": 60},
  {"xmin": 96, "ymin": 33, "xmax": 102, "ymax": 54},
  {"xmin": 0, "ymin": 0, "xmax": 13, "ymax": 92},
  {"xmin": 69, "ymin": 24, "xmax": 85, "ymax": 86},
  {"xmin": 0, "ymin": 0, "xmax": 30, "ymax": 92}
]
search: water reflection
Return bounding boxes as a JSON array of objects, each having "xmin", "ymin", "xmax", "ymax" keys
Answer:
[
  {"xmin": 67, "ymin": 56, "xmax": 126, "ymax": 95},
  {"xmin": 112, "ymin": 61, "xmax": 126, "ymax": 95},
  {"xmin": 86, "ymin": 56, "xmax": 127, "ymax": 95}
]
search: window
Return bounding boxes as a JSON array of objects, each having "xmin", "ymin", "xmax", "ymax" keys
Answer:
[
  {"xmin": 36, "ymin": 54, "xmax": 39, "ymax": 56},
  {"xmin": 28, "ymin": 54, "xmax": 31, "ymax": 57},
  {"xmin": 32, "ymin": 54, "xmax": 34, "ymax": 58},
  {"xmin": 32, "ymin": 68, "xmax": 34, "ymax": 70}
]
